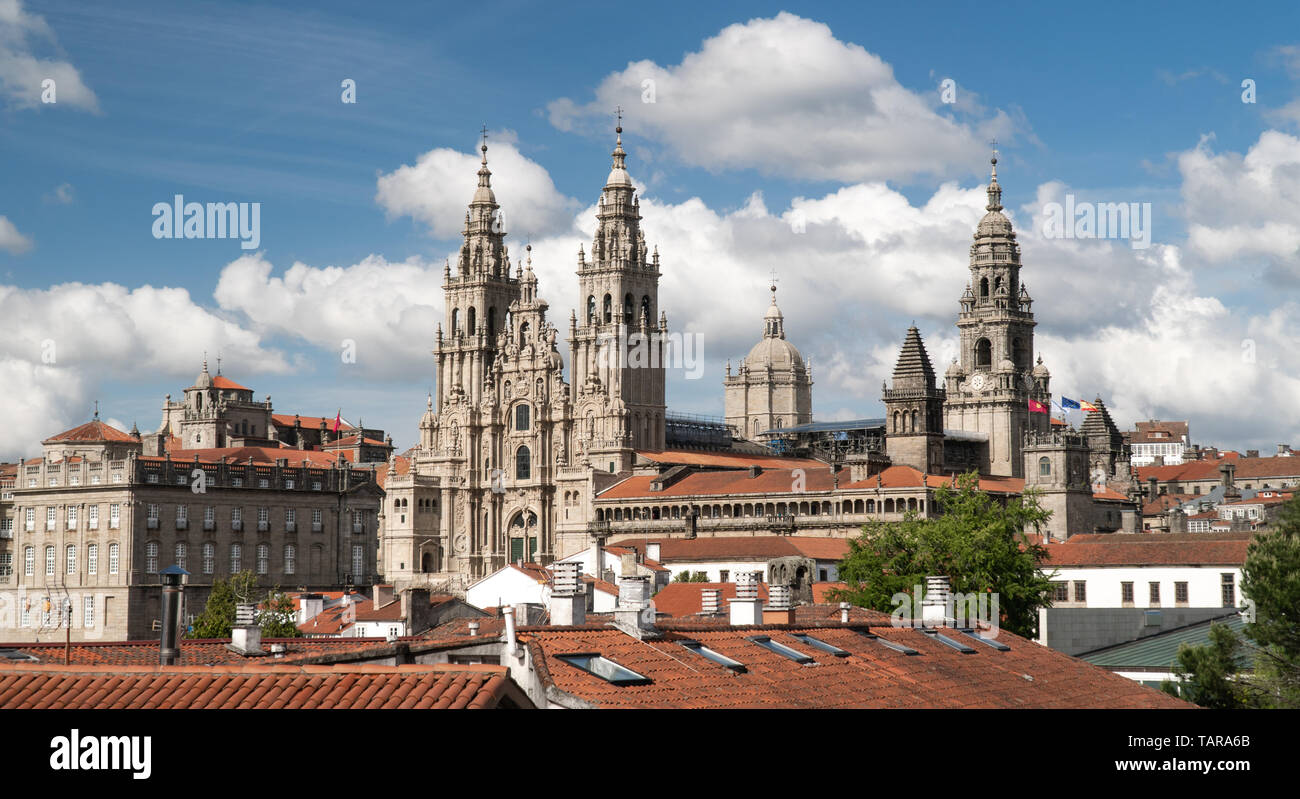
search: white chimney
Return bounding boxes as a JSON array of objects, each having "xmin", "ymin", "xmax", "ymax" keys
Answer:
[
  {"xmin": 298, "ymin": 593, "xmax": 324, "ymax": 624},
  {"xmin": 921, "ymin": 575, "xmax": 951, "ymax": 627},
  {"xmin": 614, "ymin": 575, "xmax": 657, "ymax": 639},
  {"xmin": 701, "ymin": 588, "xmax": 722, "ymax": 616},
  {"xmin": 228, "ymin": 624, "xmax": 263, "ymax": 656},
  {"xmin": 839, "ymin": 602, "xmax": 851, "ymax": 624},
  {"xmin": 729, "ymin": 573, "xmax": 763, "ymax": 626},
  {"xmin": 468, "ymin": 620, "xmax": 480, "ymax": 636},
  {"xmin": 550, "ymin": 561, "xmax": 586, "ymax": 626},
  {"xmin": 503, "ymin": 607, "xmax": 519, "ymax": 658},
  {"xmin": 646, "ymin": 542, "xmax": 661, "ymax": 562},
  {"xmin": 763, "ymin": 583, "xmax": 795, "ymax": 624}
]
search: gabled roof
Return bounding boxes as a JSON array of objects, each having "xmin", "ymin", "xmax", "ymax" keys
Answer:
[
  {"xmin": 634, "ymin": 449, "xmax": 824, "ymax": 470},
  {"xmin": 43, "ymin": 419, "xmax": 137, "ymax": 444},
  {"xmin": 599, "ymin": 466, "xmax": 837, "ymax": 500},
  {"xmin": 0, "ymin": 636, "xmax": 399, "ymax": 666},
  {"xmin": 609, "ymin": 536, "xmax": 849, "ymax": 563},
  {"xmin": 841, "ymin": 465, "xmax": 1025, "ymax": 494},
  {"xmin": 146, "ymin": 447, "xmax": 354, "ymax": 466},
  {"xmin": 1041, "ymin": 532, "xmax": 1252, "ymax": 567},
  {"xmin": 210, "ymin": 375, "xmax": 251, "ymax": 391},
  {"xmin": 0, "ymin": 663, "xmax": 529, "ymax": 709}
]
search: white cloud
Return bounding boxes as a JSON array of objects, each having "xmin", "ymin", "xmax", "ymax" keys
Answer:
[
  {"xmin": 213, "ymin": 252, "xmax": 442, "ymax": 378},
  {"xmin": 547, "ymin": 12, "xmax": 1016, "ymax": 183},
  {"xmin": 375, "ymin": 139, "xmax": 580, "ymax": 240},
  {"xmin": 0, "ymin": 215, "xmax": 32, "ymax": 253},
  {"xmin": 43, "ymin": 182, "xmax": 73, "ymax": 204},
  {"xmin": 0, "ymin": 280, "xmax": 291, "ymax": 459},
  {"xmin": 0, "ymin": 0, "xmax": 99, "ymax": 112}
]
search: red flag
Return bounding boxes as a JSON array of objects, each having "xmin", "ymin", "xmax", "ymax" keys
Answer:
[
  {"xmin": 332, "ymin": 410, "xmax": 341, "ymax": 434},
  {"xmin": 1028, "ymin": 399, "xmax": 1048, "ymax": 414}
]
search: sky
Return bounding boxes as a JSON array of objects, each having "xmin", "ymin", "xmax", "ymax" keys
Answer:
[{"xmin": 3, "ymin": 0, "xmax": 1300, "ymax": 459}]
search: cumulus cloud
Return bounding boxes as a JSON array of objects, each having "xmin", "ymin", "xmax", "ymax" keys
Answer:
[
  {"xmin": 0, "ymin": 215, "xmax": 32, "ymax": 253},
  {"xmin": 0, "ymin": 281, "xmax": 291, "ymax": 458},
  {"xmin": 213, "ymin": 252, "xmax": 442, "ymax": 378},
  {"xmin": 0, "ymin": 0, "xmax": 99, "ymax": 112},
  {"xmin": 548, "ymin": 12, "xmax": 1016, "ymax": 183},
  {"xmin": 375, "ymin": 139, "xmax": 580, "ymax": 240}
]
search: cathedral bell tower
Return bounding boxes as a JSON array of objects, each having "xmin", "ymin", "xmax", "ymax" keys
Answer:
[
  {"xmin": 943, "ymin": 154, "xmax": 1051, "ymax": 478},
  {"xmin": 568, "ymin": 116, "xmax": 667, "ymax": 472},
  {"xmin": 883, "ymin": 326, "xmax": 945, "ymax": 473}
]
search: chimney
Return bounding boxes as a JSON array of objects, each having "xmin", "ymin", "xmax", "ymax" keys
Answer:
[
  {"xmin": 158, "ymin": 565, "xmax": 190, "ymax": 665},
  {"xmin": 763, "ymin": 584, "xmax": 796, "ymax": 625},
  {"xmin": 921, "ymin": 576, "xmax": 951, "ymax": 627},
  {"xmin": 549, "ymin": 561, "xmax": 586, "ymax": 626},
  {"xmin": 468, "ymin": 620, "xmax": 480, "ymax": 636},
  {"xmin": 228, "ymin": 602, "xmax": 264, "ymax": 656},
  {"xmin": 840, "ymin": 602, "xmax": 851, "ymax": 624},
  {"xmin": 373, "ymin": 584, "xmax": 395, "ymax": 609},
  {"xmin": 503, "ymin": 604, "xmax": 520, "ymax": 658},
  {"xmin": 298, "ymin": 593, "xmax": 324, "ymax": 625},
  {"xmin": 1246, "ymin": 449, "xmax": 1259, "ymax": 459},
  {"xmin": 1278, "ymin": 444, "xmax": 1292, "ymax": 456},
  {"xmin": 748, "ymin": 465, "xmax": 762, "ymax": 478},
  {"xmin": 700, "ymin": 588, "xmax": 722, "ymax": 616},
  {"xmin": 614, "ymin": 575, "xmax": 657, "ymax": 638},
  {"xmin": 1146, "ymin": 476, "xmax": 1158, "ymax": 503},
  {"xmin": 645, "ymin": 542, "xmax": 661, "ymax": 562},
  {"xmin": 1221, "ymin": 462, "xmax": 1240, "ymax": 500},
  {"xmin": 729, "ymin": 573, "xmax": 763, "ymax": 626}
]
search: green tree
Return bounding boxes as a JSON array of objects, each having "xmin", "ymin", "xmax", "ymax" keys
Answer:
[
  {"xmin": 828, "ymin": 471, "xmax": 1055, "ymax": 638},
  {"xmin": 188, "ymin": 571, "xmax": 302, "ymax": 639},
  {"xmin": 1162, "ymin": 622, "xmax": 1249, "ymax": 708}
]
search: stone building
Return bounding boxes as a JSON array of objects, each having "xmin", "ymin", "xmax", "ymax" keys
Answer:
[{"xmin": 724, "ymin": 285, "xmax": 813, "ymax": 441}]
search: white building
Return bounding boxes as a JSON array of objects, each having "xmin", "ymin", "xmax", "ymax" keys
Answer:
[
  {"xmin": 465, "ymin": 562, "xmax": 619, "ymax": 615},
  {"xmin": 1129, "ymin": 420, "xmax": 1190, "ymax": 468}
]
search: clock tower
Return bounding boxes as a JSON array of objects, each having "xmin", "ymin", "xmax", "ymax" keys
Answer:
[{"xmin": 943, "ymin": 154, "xmax": 1051, "ymax": 478}]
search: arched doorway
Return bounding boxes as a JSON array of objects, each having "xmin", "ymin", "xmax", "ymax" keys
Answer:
[{"xmin": 508, "ymin": 511, "xmax": 539, "ymax": 564}]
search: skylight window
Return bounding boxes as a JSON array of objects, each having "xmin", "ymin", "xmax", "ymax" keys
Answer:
[
  {"xmin": 745, "ymin": 635, "xmax": 814, "ymax": 664},
  {"xmin": 957, "ymin": 629, "xmax": 1011, "ymax": 651},
  {"xmin": 920, "ymin": 629, "xmax": 976, "ymax": 654},
  {"xmin": 790, "ymin": 633, "xmax": 850, "ymax": 658},
  {"xmin": 856, "ymin": 630, "xmax": 919, "ymax": 655},
  {"xmin": 556, "ymin": 653, "xmax": 652, "ymax": 686},
  {"xmin": 679, "ymin": 639, "xmax": 747, "ymax": 673}
]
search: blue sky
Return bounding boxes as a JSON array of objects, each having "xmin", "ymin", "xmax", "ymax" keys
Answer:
[{"xmin": 4, "ymin": 0, "xmax": 1300, "ymax": 458}]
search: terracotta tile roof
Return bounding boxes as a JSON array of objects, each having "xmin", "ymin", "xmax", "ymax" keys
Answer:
[
  {"xmin": 374, "ymin": 455, "xmax": 410, "ymax": 489},
  {"xmin": 43, "ymin": 419, "xmax": 137, "ymax": 444},
  {"xmin": 1142, "ymin": 493, "xmax": 1198, "ymax": 516},
  {"xmin": 353, "ymin": 598, "xmax": 404, "ymax": 623},
  {"xmin": 0, "ymin": 663, "xmax": 528, "ymax": 709},
  {"xmin": 1218, "ymin": 495, "xmax": 1289, "ymax": 507},
  {"xmin": 1041, "ymin": 532, "xmax": 1252, "ymax": 567},
  {"xmin": 600, "ymin": 466, "xmax": 837, "ymax": 500},
  {"xmin": 609, "ymin": 536, "xmax": 849, "ymax": 563},
  {"xmin": 1092, "ymin": 487, "xmax": 1131, "ymax": 501},
  {"xmin": 145, "ymin": 447, "xmax": 355, "ymax": 467},
  {"xmin": 325, "ymin": 434, "xmax": 389, "ymax": 449},
  {"xmin": 0, "ymin": 636, "xmax": 403, "ymax": 666},
  {"xmin": 271, "ymin": 414, "xmax": 354, "ymax": 431},
  {"xmin": 598, "ymin": 545, "xmax": 670, "ymax": 572},
  {"xmin": 1133, "ymin": 420, "xmax": 1189, "ymax": 440},
  {"xmin": 520, "ymin": 623, "xmax": 1191, "ymax": 709},
  {"xmin": 634, "ymin": 449, "xmax": 825, "ymax": 470},
  {"xmin": 211, "ymin": 375, "xmax": 251, "ymax": 391},
  {"xmin": 841, "ymin": 465, "xmax": 1025, "ymax": 494},
  {"xmin": 582, "ymin": 575, "xmax": 621, "ymax": 596},
  {"xmin": 1135, "ymin": 455, "xmax": 1300, "ymax": 483},
  {"xmin": 651, "ymin": 582, "xmax": 770, "ymax": 616}
]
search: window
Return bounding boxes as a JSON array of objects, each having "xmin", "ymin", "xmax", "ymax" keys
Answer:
[
  {"xmin": 1221, "ymin": 573, "xmax": 1235, "ymax": 607},
  {"xmin": 1052, "ymin": 581, "xmax": 1069, "ymax": 602},
  {"xmin": 678, "ymin": 640, "xmax": 747, "ymax": 672},
  {"xmin": 1121, "ymin": 582, "xmax": 1134, "ymax": 604},
  {"xmin": 556, "ymin": 653, "xmax": 652, "ymax": 686},
  {"xmin": 88, "ymin": 505, "xmax": 98, "ymax": 529},
  {"xmin": 87, "ymin": 543, "xmax": 97, "ymax": 576},
  {"xmin": 109, "ymin": 504, "xmax": 120, "ymax": 529},
  {"xmin": 312, "ymin": 508, "xmax": 322, "ymax": 527},
  {"xmin": 311, "ymin": 481, "xmax": 322, "ymax": 491},
  {"xmin": 25, "ymin": 508, "xmax": 34, "ymax": 531},
  {"xmin": 976, "ymin": 338, "xmax": 992, "ymax": 368},
  {"xmin": 286, "ymin": 508, "xmax": 296, "ymax": 526},
  {"xmin": 46, "ymin": 545, "xmax": 55, "ymax": 576},
  {"xmin": 147, "ymin": 504, "xmax": 159, "ymax": 520},
  {"xmin": 1149, "ymin": 582, "xmax": 1161, "ymax": 606},
  {"xmin": 1175, "ymin": 581, "xmax": 1189, "ymax": 604},
  {"xmin": 719, "ymin": 570, "xmax": 730, "ymax": 583},
  {"xmin": 232, "ymin": 477, "xmax": 243, "ymax": 488},
  {"xmin": 67, "ymin": 506, "xmax": 77, "ymax": 530},
  {"xmin": 1072, "ymin": 581, "xmax": 1087, "ymax": 603},
  {"xmin": 790, "ymin": 633, "xmax": 851, "ymax": 658},
  {"xmin": 352, "ymin": 544, "xmax": 364, "ymax": 579},
  {"xmin": 109, "ymin": 543, "xmax": 119, "ymax": 575},
  {"xmin": 232, "ymin": 507, "xmax": 242, "ymax": 528},
  {"xmin": 516, "ymin": 404, "xmax": 530, "ymax": 431},
  {"xmin": 256, "ymin": 544, "xmax": 269, "ymax": 575},
  {"xmin": 231, "ymin": 543, "xmax": 242, "ymax": 574},
  {"xmin": 202, "ymin": 542, "xmax": 215, "ymax": 575},
  {"xmin": 0, "ymin": 552, "xmax": 11, "ymax": 578},
  {"xmin": 516, "ymin": 446, "xmax": 531, "ymax": 481},
  {"xmin": 746, "ymin": 635, "xmax": 815, "ymax": 664},
  {"xmin": 204, "ymin": 506, "xmax": 214, "ymax": 526},
  {"xmin": 285, "ymin": 479, "xmax": 295, "ymax": 490},
  {"xmin": 175, "ymin": 542, "xmax": 187, "ymax": 571},
  {"xmin": 258, "ymin": 507, "xmax": 269, "ymax": 527},
  {"xmin": 1038, "ymin": 457, "xmax": 1051, "ymax": 477},
  {"xmin": 176, "ymin": 505, "xmax": 188, "ymax": 523},
  {"xmin": 48, "ymin": 476, "xmax": 58, "ymax": 487},
  {"xmin": 259, "ymin": 479, "xmax": 269, "ymax": 489},
  {"xmin": 145, "ymin": 541, "xmax": 158, "ymax": 574},
  {"xmin": 83, "ymin": 596, "xmax": 94, "ymax": 630},
  {"xmin": 47, "ymin": 507, "xmax": 56, "ymax": 530},
  {"xmin": 284, "ymin": 545, "xmax": 296, "ymax": 575}
]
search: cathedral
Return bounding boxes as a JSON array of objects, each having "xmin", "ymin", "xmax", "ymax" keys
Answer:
[{"xmin": 378, "ymin": 130, "xmax": 1138, "ymax": 592}]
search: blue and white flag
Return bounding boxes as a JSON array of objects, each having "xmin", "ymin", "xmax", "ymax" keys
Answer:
[{"xmin": 1060, "ymin": 396, "xmax": 1081, "ymax": 410}]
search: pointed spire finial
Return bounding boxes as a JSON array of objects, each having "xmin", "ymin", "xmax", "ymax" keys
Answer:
[
  {"xmin": 985, "ymin": 140, "xmax": 1003, "ymax": 212},
  {"xmin": 480, "ymin": 124, "xmax": 489, "ymax": 163},
  {"xmin": 93, "ymin": 399, "xmax": 99, "ymax": 420}
]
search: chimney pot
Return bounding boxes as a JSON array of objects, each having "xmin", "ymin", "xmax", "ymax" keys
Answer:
[
  {"xmin": 921, "ymin": 575, "xmax": 951, "ymax": 627},
  {"xmin": 468, "ymin": 620, "xmax": 480, "ymax": 636},
  {"xmin": 549, "ymin": 561, "xmax": 586, "ymax": 626},
  {"xmin": 700, "ymin": 588, "xmax": 722, "ymax": 616},
  {"xmin": 729, "ymin": 573, "xmax": 763, "ymax": 626}
]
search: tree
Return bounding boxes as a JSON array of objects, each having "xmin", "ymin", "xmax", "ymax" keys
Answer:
[
  {"xmin": 1162, "ymin": 622, "xmax": 1248, "ymax": 708},
  {"xmin": 188, "ymin": 571, "xmax": 302, "ymax": 639},
  {"xmin": 828, "ymin": 471, "xmax": 1055, "ymax": 638},
  {"xmin": 673, "ymin": 570, "xmax": 711, "ymax": 583}
]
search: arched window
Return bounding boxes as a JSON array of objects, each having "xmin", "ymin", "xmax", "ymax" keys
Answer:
[
  {"xmin": 451, "ymin": 308, "xmax": 459, "ymax": 334},
  {"xmin": 487, "ymin": 307, "xmax": 497, "ymax": 339},
  {"xmin": 976, "ymin": 338, "xmax": 992, "ymax": 368},
  {"xmin": 752, "ymin": 418, "xmax": 760, "ymax": 437},
  {"xmin": 1013, "ymin": 337, "xmax": 1026, "ymax": 369},
  {"xmin": 893, "ymin": 410, "xmax": 900, "ymax": 433},
  {"xmin": 1039, "ymin": 457, "xmax": 1052, "ymax": 477},
  {"xmin": 587, "ymin": 295, "xmax": 596, "ymax": 323},
  {"xmin": 911, "ymin": 410, "xmax": 919, "ymax": 432},
  {"xmin": 623, "ymin": 293, "xmax": 634, "ymax": 323},
  {"xmin": 519, "ymin": 321, "xmax": 530, "ymax": 344},
  {"xmin": 516, "ymin": 446, "xmax": 531, "ymax": 481},
  {"xmin": 603, "ymin": 294, "xmax": 612, "ymax": 323},
  {"xmin": 467, "ymin": 307, "xmax": 476, "ymax": 336},
  {"xmin": 641, "ymin": 295, "xmax": 651, "ymax": 323},
  {"xmin": 979, "ymin": 277, "xmax": 989, "ymax": 298},
  {"xmin": 516, "ymin": 404, "xmax": 530, "ymax": 431}
]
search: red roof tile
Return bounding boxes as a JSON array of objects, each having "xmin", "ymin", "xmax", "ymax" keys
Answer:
[
  {"xmin": 1041, "ymin": 532, "xmax": 1252, "ymax": 567},
  {"xmin": 0, "ymin": 663, "xmax": 529, "ymax": 709},
  {"xmin": 609, "ymin": 536, "xmax": 849, "ymax": 563},
  {"xmin": 145, "ymin": 447, "xmax": 355, "ymax": 466},
  {"xmin": 43, "ymin": 419, "xmax": 137, "ymax": 444},
  {"xmin": 634, "ymin": 449, "xmax": 825, "ymax": 470},
  {"xmin": 211, "ymin": 375, "xmax": 251, "ymax": 391}
]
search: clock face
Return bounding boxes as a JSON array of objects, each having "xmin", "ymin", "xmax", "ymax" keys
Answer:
[
  {"xmin": 969, "ymin": 374, "xmax": 986, "ymax": 392},
  {"xmin": 1023, "ymin": 372, "xmax": 1036, "ymax": 389}
]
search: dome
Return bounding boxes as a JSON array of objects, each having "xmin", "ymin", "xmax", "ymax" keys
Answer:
[
  {"xmin": 976, "ymin": 209, "xmax": 1014, "ymax": 238},
  {"xmin": 945, "ymin": 359, "xmax": 964, "ymax": 377},
  {"xmin": 1032, "ymin": 356, "xmax": 1051, "ymax": 378},
  {"xmin": 744, "ymin": 337, "xmax": 806, "ymax": 372}
]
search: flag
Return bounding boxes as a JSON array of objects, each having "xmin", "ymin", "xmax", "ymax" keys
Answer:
[
  {"xmin": 1060, "ymin": 397, "xmax": 1081, "ymax": 410},
  {"xmin": 1029, "ymin": 399, "xmax": 1048, "ymax": 414},
  {"xmin": 1080, "ymin": 400, "xmax": 1098, "ymax": 412},
  {"xmin": 332, "ymin": 410, "xmax": 341, "ymax": 434}
]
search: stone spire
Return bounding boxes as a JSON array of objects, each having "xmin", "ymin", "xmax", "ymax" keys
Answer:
[
  {"xmin": 763, "ymin": 282, "xmax": 786, "ymax": 339},
  {"xmin": 986, "ymin": 149, "xmax": 1002, "ymax": 211},
  {"xmin": 890, "ymin": 326, "xmax": 937, "ymax": 390}
]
